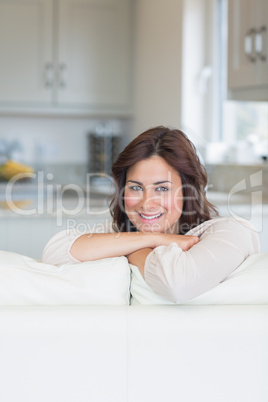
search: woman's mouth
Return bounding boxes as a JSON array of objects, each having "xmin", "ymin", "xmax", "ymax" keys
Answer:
[{"xmin": 139, "ymin": 212, "xmax": 164, "ymax": 221}]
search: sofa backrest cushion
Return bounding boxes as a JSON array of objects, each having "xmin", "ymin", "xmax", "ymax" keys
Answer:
[{"xmin": 0, "ymin": 251, "xmax": 130, "ymax": 305}]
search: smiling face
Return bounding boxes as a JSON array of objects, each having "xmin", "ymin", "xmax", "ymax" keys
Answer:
[{"xmin": 124, "ymin": 156, "xmax": 183, "ymax": 233}]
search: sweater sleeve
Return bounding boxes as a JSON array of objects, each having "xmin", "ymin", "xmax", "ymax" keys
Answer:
[
  {"xmin": 41, "ymin": 221, "xmax": 114, "ymax": 265},
  {"xmin": 144, "ymin": 217, "xmax": 260, "ymax": 303},
  {"xmin": 41, "ymin": 229, "xmax": 84, "ymax": 265}
]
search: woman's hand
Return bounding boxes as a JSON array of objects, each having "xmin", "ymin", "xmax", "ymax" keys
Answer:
[{"xmin": 152, "ymin": 233, "xmax": 200, "ymax": 251}]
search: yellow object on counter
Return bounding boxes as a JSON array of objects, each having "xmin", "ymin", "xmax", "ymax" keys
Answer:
[
  {"xmin": 0, "ymin": 200, "xmax": 33, "ymax": 210},
  {"xmin": 0, "ymin": 160, "xmax": 34, "ymax": 181}
]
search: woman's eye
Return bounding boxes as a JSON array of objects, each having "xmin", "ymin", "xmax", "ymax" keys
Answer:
[
  {"xmin": 130, "ymin": 185, "xmax": 143, "ymax": 191},
  {"xmin": 156, "ymin": 186, "xmax": 169, "ymax": 192}
]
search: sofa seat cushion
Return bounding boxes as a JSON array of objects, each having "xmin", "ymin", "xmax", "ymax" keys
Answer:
[
  {"xmin": 0, "ymin": 251, "xmax": 130, "ymax": 305},
  {"xmin": 130, "ymin": 253, "xmax": 268, "ymax": 305}
]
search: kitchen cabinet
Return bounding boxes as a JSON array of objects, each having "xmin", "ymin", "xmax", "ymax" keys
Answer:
[
  {"xmin": 0, "ymin": 0, "xmax": 132, "ymax": 114},
  {"xmin": 0, "ymin": 0, "xmax": 53, "ymax": 104},
  {"xmin": 227, "ymin": 0, "xmax": 268, "ymax": 100}
]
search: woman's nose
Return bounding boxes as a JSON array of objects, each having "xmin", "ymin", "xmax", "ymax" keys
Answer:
[{"xmin": 142, "ymin": 192, "xmax": 159, "ymax": 210}]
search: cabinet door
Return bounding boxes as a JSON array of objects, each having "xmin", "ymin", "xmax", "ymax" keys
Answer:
[
  {"xmin": 228, "ymin": 0, "xmax": 259, "ymax": 88},
  {"xmin": 0, "ymin": 0, "xmax": 53, "ymax": 104},
  {"xmin": 57, "ymin": 0, "xmax": 132, "ymax": 108},
  {"xmin": 256, "ymin": 0, "xmax": 268, "ymax": 85}
]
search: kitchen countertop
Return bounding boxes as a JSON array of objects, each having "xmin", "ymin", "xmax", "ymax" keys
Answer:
[
  {"xmin": 0, "ymin": 179, "xmax": 113, "ymax": 218},
  {"xmin": 206, "ymin": 190, "xmax": 268, "ymax": 205}
]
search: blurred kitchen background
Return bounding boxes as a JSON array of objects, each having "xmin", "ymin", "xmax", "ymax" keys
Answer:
[{"xmin": 0, "ymin": 0, "xmax": 267, "ymax": 258}]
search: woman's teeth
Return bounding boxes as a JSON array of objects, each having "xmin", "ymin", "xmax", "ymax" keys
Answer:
[{"xmin": 140, "ymin": 213, "xmax": 162, "ymax": 220}]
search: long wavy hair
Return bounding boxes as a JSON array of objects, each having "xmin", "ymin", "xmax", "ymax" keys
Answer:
[{"xmin": 109, "ymin": 126, "xmax": 218, "ymax": 234}]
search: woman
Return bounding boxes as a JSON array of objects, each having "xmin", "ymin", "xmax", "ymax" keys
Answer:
[{"xmin": 42, "ymin": 126, "xmax": 259, "ymax": 303}]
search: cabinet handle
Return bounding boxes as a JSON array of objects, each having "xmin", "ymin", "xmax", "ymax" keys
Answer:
[
  {"xmin": 255, "ymin": 26, "xmax": 267, "ymax": 61},
  {"xmin": 44, "ymin": 63, "xmax": 54, "ymax": 88},
  {"xmin": 244, "ymin": 28, "xmax": 257, "ymax": 62},
  {"xmin": 58, "ymin": 63, "xmax": 67, "ymax": 88}
]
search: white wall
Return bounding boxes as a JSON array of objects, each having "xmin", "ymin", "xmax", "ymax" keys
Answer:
[
  {"xmin": 181, "ymin": 0, "xmax": 218, "ymax": 146},
  {"xmin": 132, "ymin": 0, "xmax": 184, "ymax": 138}
]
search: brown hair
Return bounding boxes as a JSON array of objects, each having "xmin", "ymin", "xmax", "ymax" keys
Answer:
[{"xmin": 109, "ymin": 126, "xmax": 218, "ymax": 234}]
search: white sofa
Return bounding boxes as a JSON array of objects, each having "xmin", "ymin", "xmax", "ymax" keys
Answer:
[{"xmin": 0, "ymin": 251, "xmax": 267, "ymax": 402}]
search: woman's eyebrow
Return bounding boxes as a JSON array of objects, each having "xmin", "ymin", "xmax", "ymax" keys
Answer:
[
  {"xmin": 127, "ymin": 180, "xmax": 143, "ymax": 185},
  {"xmin": 126, "ymin": 180, "xmax": 172, "ymax": 185},
  {"xmin": 153, "ymin": 180, "xmax": 172, "ymax": 185}
]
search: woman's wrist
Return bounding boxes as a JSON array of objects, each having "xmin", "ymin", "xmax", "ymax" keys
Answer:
[{"xmin": 141, "ymin": 232, "xmax": 166, "ymax": 249}]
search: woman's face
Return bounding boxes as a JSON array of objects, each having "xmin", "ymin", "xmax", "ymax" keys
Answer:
[{"xmin": 124, "ymin": 156, "xmax": 183, "ymax": 233}]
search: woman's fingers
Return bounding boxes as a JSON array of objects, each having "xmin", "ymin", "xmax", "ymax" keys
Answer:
[
  {"xmin": 155, "ymin": 234, "xmax": 199, "ymax": 251},
  {"xmin": 179, "ymin": 235, "xmax": 200, "ymax": 251}
]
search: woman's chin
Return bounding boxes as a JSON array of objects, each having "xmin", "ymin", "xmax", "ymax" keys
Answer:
[{"xmin": 136, "ymin": 224, "xmax": 163, "ymax": 233}]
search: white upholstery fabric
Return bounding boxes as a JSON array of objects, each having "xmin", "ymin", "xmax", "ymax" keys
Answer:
[
  {"xmin": 0, "ymin": 251, "xmax": 130, "ymax": 305},
  {"xmin": 0, "ymin": 305, "xmax": 267, "ymax": 402},
  {"xmin": 130, "ymin": 253, "xmax": 268, "ymax": 305},
  {"xmin": 1, "ymin": 250, "xmax": 267, "ymax": 306},
  {"xmin": 0, "ymin": 306, "xmax": 129, "ymax": 402},
  {"xmin": 127, "ymin": 305, "xmax": 268, "ymax": 402},
  {"xmin": 0, "ymin": 252, "xmax": 268, "ymax": 402}
]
